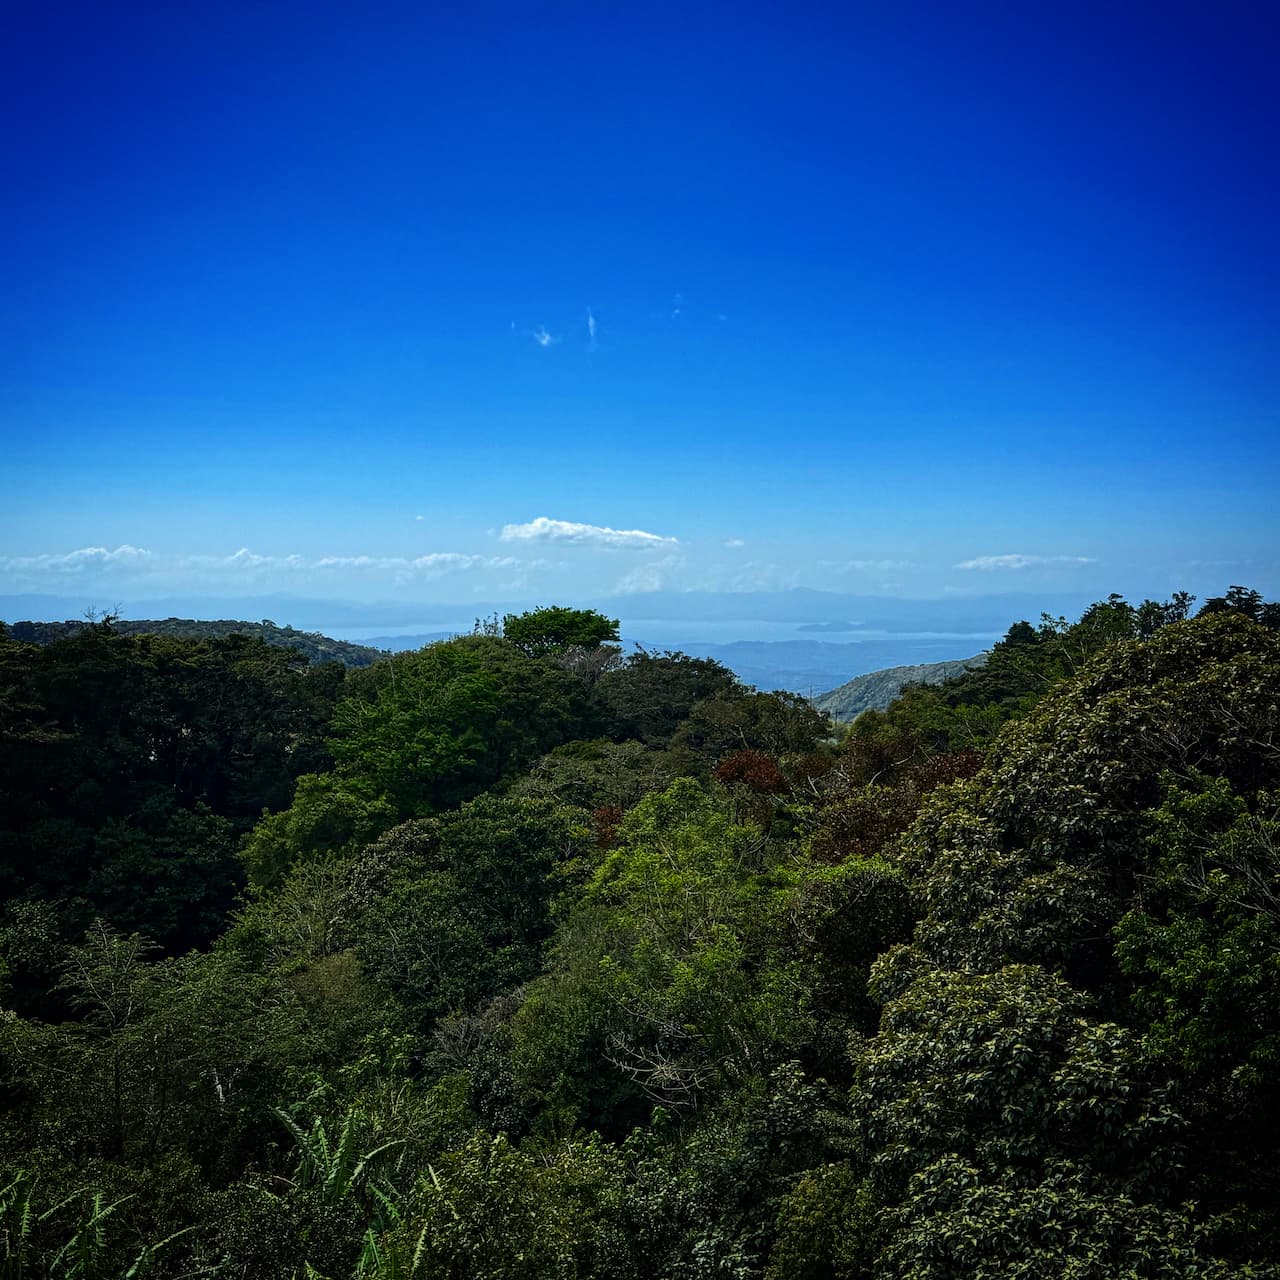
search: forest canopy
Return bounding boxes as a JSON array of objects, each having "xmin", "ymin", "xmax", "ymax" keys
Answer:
[{"xmin": 1, "ymin": 592, "xmax": 1278, "ymax": 1278}]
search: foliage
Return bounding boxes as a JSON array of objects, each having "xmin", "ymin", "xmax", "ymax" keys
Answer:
[
  {"xmin": 1115, "ymin": 775, "xmax": 1280, "ymax": 1219},
  {"xmin": 3, "ymin": 594, "xmax": 1280, "ymax": 1277},
  {"xmin": 329, "ymin": 636, "xmax": 596, "ymax": 818},
  {"xmin": 343, "ymin": 795, "xmax": 593, "ymax": 1031},
  {"xmin": 6, "ymin": 617, "xmax": 384, "ymax": 667},
  {"xmin": 0, "ymin": 623, "xmax": 338, "ymax": 956},
  {"xmin": 384, "ymin": 1134, "xmax": 635, "ymax": 1280},
  {"xmin": 894, "ymin": 612, "xmax": 1280, "ymax": 982},
  {"xmin": 673, "ymin": 689, "xmax": 831, "ymax": 760},
  {"xmin": 500, "ymin": 608, "xmax": 620, "ymax": 659},
  {"xmin": 596, "ymin": 650, "xmax": 739, "ymax": 745},
  {"xmin": 851, "ymin": 590, "xmax": 1198, "ymax": 753},
  {"xmin": 241, "ymin": 774, "xmax": 396, "ymax": 891},
  {"xmin": 510, "ymin": 739, "xmax": 696, "ymax": 812},
  {"xmin": 1197, "ymin": 585, "xmax": 1280, "ymax": 628},
  {"xmin": 513, "ymin": 780, "xmax": 820, "ymax": 1127}
]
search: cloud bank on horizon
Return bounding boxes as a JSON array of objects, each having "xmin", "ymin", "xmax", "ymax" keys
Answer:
[
  {"xmin": 6, "ymin": 504, "xmax": 1276, "ymax": 615},
  {"xmin": 1, "ymin": 530, "xmax": 1273, "ymax": 612},
  {"xmin": 0, "ymin": 523, "xmax": 1131, "ymax": 607}
]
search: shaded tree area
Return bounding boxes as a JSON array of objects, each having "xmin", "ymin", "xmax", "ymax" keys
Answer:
[
  {"xmin": 0, "ymin": 621, "xmax": 342, "ymax": 974},
  {"xmin": 3, "ymin": 595, "xmax": 1280, "ymax": 1278},
  {"xmin": 6, "ymin": 615, "xmax": 385, "ymax": 667}
]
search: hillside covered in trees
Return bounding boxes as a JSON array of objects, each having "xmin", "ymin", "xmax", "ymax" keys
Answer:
[
  {"xmin": 1, "ymin": 587, "xmax": 1279, "ymax": 1278},
  {"xmin": 5, "ymin": 617, "xmax": 386, "ymax": 668},
  {"xmin": 814, "ymin": 654, "xmax": 986, "ymax": 722}
]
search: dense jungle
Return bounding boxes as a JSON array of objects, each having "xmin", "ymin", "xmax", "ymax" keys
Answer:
[{"xmin": 1, "ymin": 587, "xmax": 1278, "ymax": 1278}]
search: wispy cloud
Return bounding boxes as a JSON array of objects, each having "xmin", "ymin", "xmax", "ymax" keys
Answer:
[
  {"xmin": 686, "ymin": 561, "xmax": 797, "ymax": 593},
  {"xmin": 311, "ymin": 553, "xmax": 520, "ymax": 576},
  {"xmin": 1185, "ymin": 558, "xmax": 1260, "ymax": 569},
  {"xmin": 818, "ymin": 558, "xmax": 915, "ymax": 573},
  {"xmin": 724, "ymin": 538, "xmax": 746, "ymax": 549},
  {"xmin": 586, "ymin": 308, "xmax": 597, "ymax": 350},
  {"xmin": 727, "ymin": 560, "xmax": 786, "ymax": 591},
  {"xmin": 955, "ymin": 553, "xmax": 1097, "ymax": 571},
  {"xmin": 510, "ymin": 321, "xmax": 559, "ymax": 348},
  {"xmin": 500, "ymin": 516, "xmax": 678, "ymax": 550},
  {"xmin": 0, "ymin": 546, "xmax": 535, "ymax": 585},
  {"xmin": 0, "ymin": 545, "xmax": 154, "ymax": 574},
  {"xmin": 613, "ymin": 553, "xmax": 685, "ymax": 595}
]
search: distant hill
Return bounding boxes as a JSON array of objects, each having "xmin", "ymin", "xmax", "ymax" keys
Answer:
[
  {"xmin": 363, "ymin": 632, "xmax": 456, "ymax": 651},
  {"xmin": 3, "ymin": 617, "xmax": 386, "ymax": 668},
  {"xmin": 815, "ymin": 653, "xmax": 987, "ymax": 721}
]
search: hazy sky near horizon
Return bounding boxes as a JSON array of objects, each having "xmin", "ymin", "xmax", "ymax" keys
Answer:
[{"xmin": 3, "ymin": 2, "xmax": 1277, "ymax": 610}]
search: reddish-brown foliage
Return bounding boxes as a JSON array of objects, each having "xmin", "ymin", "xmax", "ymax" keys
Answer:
[
  {"xmin": 713, "ymin": 749, "xmax": 789, "ymax": 795},
  {"xmin": 592, "ymin": 804, "xmax": 624, "ymax": 850}
]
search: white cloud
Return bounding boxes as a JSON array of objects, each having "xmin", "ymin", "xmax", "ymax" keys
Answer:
[
  {"xmin": 724, "ymin": 538, "xmax": 746, "ymax": 549},
  {"xmin": 500, "ymin": 516, "xmax": 678, "ymax": 550},
  {"xmin": 955, "ymin": 553, "xmax": 1097, "ymax": 571},
  {"xmin": 0, "ymin": 545, "xmax": 153, "ymax": 574},
  {"xmin": 220, "ymin": 548, "xmax": 306, "ymax": 571},
  {"xmin": 532, "ymin": 326, "xmax": 557, "ymax": 348},
  {"xmin": 586, "ymin": 308, "xmax": 597, "ymax": 349}
]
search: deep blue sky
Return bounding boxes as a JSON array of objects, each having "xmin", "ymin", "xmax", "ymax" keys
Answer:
[{"xmin": 3, "ymin": 1, "xmax": 1277, "ymax": 611}]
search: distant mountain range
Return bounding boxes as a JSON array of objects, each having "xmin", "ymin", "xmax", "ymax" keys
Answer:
[
  {"xmin": 4, "ymin": 618, "xmax": 386, "ymax": 668},
  {"xmin": 0, "ymin": 587, "xmax": 1096, "ymax": 635},
  {"xmin": 815, "ymin": 654, "xmax": 987, "ymax": 721}
]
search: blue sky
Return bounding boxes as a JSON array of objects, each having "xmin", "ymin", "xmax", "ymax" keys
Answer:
[{"xmin": 3, "ymin": 1, "xmax": 1277, "ymax": 613}]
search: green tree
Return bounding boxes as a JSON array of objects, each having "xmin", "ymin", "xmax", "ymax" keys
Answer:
[
  {"xmin": 674, "ymin": 689, "xmax": 830, "ymax": 761},
  {"xmin": 386, "ymin": 1133, "xmax": 634, "ymax": 1280},
  {"xmin": 330, "ymin": 636, "xmax": 596, "ymax": 818},
  {"xmin": 501, "ymin": 608, "xmax": 620, "ymax": 659},
  {"xmin": 596, "ymin": 651, "xmax": 739, "ymax": 745},
  {"xmin": 827, "ymin": 611, "xmax": 1280, "ymax": 1275},
  {"xmin": 0, "ymin": 623, "xmax": 340, "ymax": 954},
  {"xmin": 513, "ymin": 780, "xmax": 817, "ymax": 1128},
  {"xmin": 344, "ymin": 795, "xmax": 593, "ymax": 1031},
  {"xmin": 2, "ymin": 924, "xmax": 306, "ymax": 1180},
  {"xmin": 1115, "ymin": 775, "xmax": 1280, "ymax": 1221},
  {"xmin": 241, "ymin": 773, "xmax": 396, "ymax": 891},
  {"xmin": 510, "ymin": 739, "xmax": 694, "ymax": 813}
]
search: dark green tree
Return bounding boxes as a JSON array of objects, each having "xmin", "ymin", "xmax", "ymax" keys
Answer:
[{"xmin": 596, "ymin": 650, "xmax": 739, "ymax": 745}]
